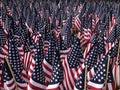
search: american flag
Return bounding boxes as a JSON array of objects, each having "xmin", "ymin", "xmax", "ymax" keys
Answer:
[
  {"xmin": 3, "ymin": 38, "xmax": 27, "ymax": 90},
  {"xmin": 13, "ymin": 36, "xmax": 28, "ymax": 82},
  {"xmin": 42, "ymin": 34, "xmax": 56, "ymax": 83},
  {"xmin": 47, "ymin": 50, "xmax": 64, "ymax": 90},
  {"xmin": 27, "ymin": 35, "xmax": 38, "ymax": 79},
  {"xmin": 83, "ymin": 26, "xmax": 99, "ymax": 59},
  {"xmin": 87, "ymin": 55, "xmax": 110, "ymax": 90},
  {"xmin": 62, "ymin": 38, "xmax": 83, "ymax": 90},
  {"xmin": 87, "ymin": 39, "xmax": 119, "ymax": 81},
  {"xmin": 81, "ymin": 23, "xmax": 92, "ymax": 46},
  {"xmin": 74, "ymin": 15, "xmax": 81, "ymax": 31},
  {"xmin": 58, "ymin": 34, "xmax": 70, "ymax": 61},
  {"xmin": 23, "ymin": 36, "xmax": 34, "ymax": 72},
  {"xmin": 3, "ymin": 60, "xmax": 16, "ymax": 90},
  {"xmin": 75, "ymin": 40, "xmax": 100, "ymax": 80},
  {"xmin": 74, "ymin": 2, "xmax": 86, "ymax": 31},
  {"xmin": 28, "ymin": 36, "xmax": 46, "ymax": 90},
  {"xmin": 87, "ymin": 55, "xmax": 115, "ymax": 89}
]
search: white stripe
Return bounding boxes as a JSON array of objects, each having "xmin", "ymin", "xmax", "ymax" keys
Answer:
[
  {"xmin": 43, "ymin": 59, "xmax": 52, "ymax": 70},
  {"xmin": 27, "ymin": 85, "xmax": 34, "ymax": 90},
  {"xmin": 72, "ymin": 68, "xmax": 77, "ymax": 75},
  {"xmin": 87, "ymin": 81, "xmax": 104, "ymax": 89},
  {"xmin": 17, "ymin": 82, "xmax": 27, "ymax": 87},
  {"xmin": 2, "ymin": 47, "xmax": 8, "ymax": 55},
  {"xmin": 60, "ymin": 49, "xmax": 70, "ymax": 53},
  {"xmin": 29, "ymin": 78, "xmax": 46, "ymax": 89},
  {"xmin": 107, "ymin": 83, "xmax": 113, "ymax": 90},
  {"xmin": 74, "ymin": 86, "xmax": 79, "ymax": 90},
  {"xmin": 47, "ymin": 83, "xmax": 60, "ymax": 89}
]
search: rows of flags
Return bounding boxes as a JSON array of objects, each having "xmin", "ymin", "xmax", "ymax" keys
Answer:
[{"xmin": 0, "ymin": 0, "xmax": 120, "ymax": 90}]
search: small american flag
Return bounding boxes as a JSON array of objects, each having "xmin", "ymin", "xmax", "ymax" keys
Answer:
[
  {"xmin": 3, "ymin": 38, "xmax": 27, "ymax": 90},
  {"xmin": 58, "ymin": 34, "xmax": 70, "ymax": 61},
  {"xmin": 87, "ymin": 39, "xmax": 119, "ymax": 81},
  {"xmin": 28, "ymin": 37, "xmax": 46, "ymax": 90},
  {"xmin": 87, "ymin": 55, "xmax": 110, "ymax": 90},
  {"xmin": 47, "ymin": 50, "xmax": 64, "ymax": 90},
  {"xmin": 75, "ymin": 41, "xmax": 100, "ymax": 80},
  {"xmin": 3, "ymin": 60, "xmax": 16, "ymax": 90},
  {"xmin": 62, "ymin": 38, "xmax": 83, "ymax": 90},
  {"xmin": 42, "ymin": 34, "xmax": 56, "ymax": 83}
]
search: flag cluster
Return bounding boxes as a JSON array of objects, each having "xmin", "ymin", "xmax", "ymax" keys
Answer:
[{"xmin": 0, "ymin": 0, "xmax": 120, "ymax": 90}]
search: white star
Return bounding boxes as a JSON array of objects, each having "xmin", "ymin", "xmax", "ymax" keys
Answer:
[{"xmin": 98, "ymin": 79, "xmax": 101, "ymax": 82}]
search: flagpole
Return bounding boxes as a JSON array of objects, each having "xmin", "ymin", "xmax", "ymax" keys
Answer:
[
  {"xmin": 104, "ymin": 55, "xmax": 110, "ymax": 90},
  {"xmin": 4, "ymin": 57, "xmax": 18, "ymax": 90},
  {"xmin": 84, "ymin": 65, "xmax": 87, "ymax": 90},
  {"xmin": 115, "ymin": 40, "xmax": 120, "ymax": 88}
]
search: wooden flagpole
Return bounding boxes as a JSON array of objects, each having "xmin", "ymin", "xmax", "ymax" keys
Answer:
[
  {"xmin": 115, "ymin": 40, "xmax": 120, "ymax": 88},
  {"xmin": 104, "ymin": 55, "xmax": 110, "ymax": 90},
  {"xmin": 84, "ymin": 65, "xmax": 88, "ymax": 90},
  {"xmin": 4, "ymin": 57, "xmax": 18, "ymax": 90}
]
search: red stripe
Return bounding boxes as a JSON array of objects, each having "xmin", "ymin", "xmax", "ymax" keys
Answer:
[
  {"xmin": 87, "ymin": 85, "xmax": 102, "ymax": 90},
  {"xmin": 44, "ymin": 72, "xmax": 51, "ymax": 81},
  {"xmin": 89, "ymin": 70, "xmax": 93, "ymax": 79},
  {"xmin": 42, "ymin": 61, "xmax": 52, "ymax": 75},
  {"xmin": 6, "ymin": 80, "xmax": 16, "ymax": 90},
  {"xmin": 20, "ymin": 71, "xmax": 28, "ymax": 82}
]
